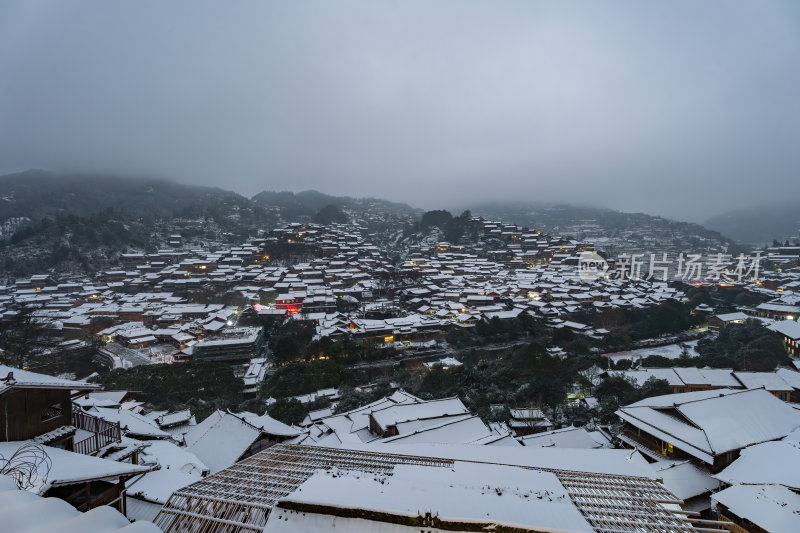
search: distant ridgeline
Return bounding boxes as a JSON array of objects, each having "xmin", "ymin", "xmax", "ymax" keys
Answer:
[
  {"xmin": 0, "ymin": 170, "xmax": 746, "ymax": 277},
  {"xmin": 252, "ymin": 189, "xmax": 420, "ymax": 221},
  {"xmin": 0, "ymin": 171, "xmax": 418, "ymax": 276},
  {"xmin": 0, "ymin": 171, "xmax": 275, "ymax": 276},
  {"xmin": 704, "ymin": 204, "xmax": 800, "ymax": 246},
  {"xmin": 469, "ymin": 202, "xmax": 744, "ymax": 255}
]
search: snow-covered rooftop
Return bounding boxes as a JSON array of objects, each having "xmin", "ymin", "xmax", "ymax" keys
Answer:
[
  {"xmin": 370, "ymin": 397, "xmax": 469, "ymax": 431},
  {"xmin": 618, "ymin": 388, "xmax": 800, "ymax": 464},
  {"xmin": 183, "ymin": 410, "xmax": 297, "ymax": 473},
  {"xmin": 521, "ymin": 425, "xmax": 606, "ymax": 449},
  {"xmin": 714, "ymin": 440, "xmax": 800, "ymax": 490},
  {"xmin": 266, "ymin": 462, "xmax": 592, "ymax": 533},
  {"xmin": 89, "ymin": 407, "xmax": 171, "ymax": 439},
  {"xmin": 713, "ymin": 483, "xmax": 800, "ymax": 533},
  {"xmin": 154, "ymin": 443, "xmax": 694, "ymax": 533},
  {"xmin": 0, "ymin": 441, "xmax": 149, "ymax": 495},
  {"xmin": 0, "ymin": 475, "xmax": 160, "ymax": 533},
  {"xmin": 0, "ymin": 364, "xmax": 101, "ymax": 394}
]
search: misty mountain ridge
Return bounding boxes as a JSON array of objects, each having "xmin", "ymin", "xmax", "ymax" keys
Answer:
[
  {"xmin": 0, "ymin": 170, "xmax": 749, "ymax": 277},
  {"xmin": 0, "ymin": 171, "xmax": 279, "ymax": 277},
  {"xmin": 704, "ymin": 204, "xmax": 800, "ymax": 246},
  {"xmin": 252, "ymin": 189, "xmax": 420, "ymax": 220},
  {"xmin": 0, "ymin": 170, "xmax": 419, "ymax": 222},
  {"xmin": 0, "ymin": 170, "xmax": 740, "ymax": 238},
  {"xmin": 467, "ymin": 201, "xmax": 739, "ymax": 249},
  {"xmin": 0, "ymin": 170, "xmax": 255, "ymax": 221},
  {"xmin": 0, "ymin": 171, "xmax": 425, "ymax": 276}
]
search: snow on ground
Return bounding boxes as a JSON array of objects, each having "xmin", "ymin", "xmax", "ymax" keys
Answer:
[{"xmin": 603, "ymin": 340, "xmax": 699, "ymax": 363}]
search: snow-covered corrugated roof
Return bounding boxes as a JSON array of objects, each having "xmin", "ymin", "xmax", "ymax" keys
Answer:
[
  {"xmin": 155, "ymin": 443, "xmax": 693, "ymax": 533},
  {"xmin": 265, "ymin": 462, "xmax": 593, "ymax": 533}
]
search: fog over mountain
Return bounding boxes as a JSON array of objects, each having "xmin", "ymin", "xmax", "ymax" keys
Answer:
[
  {"xmin": 1, "ymin": 1, "xmax": 799, "ymax": 222},
  {"xmin": 705, "ymin": 203, "xmax": 800, "ymax": 246}
]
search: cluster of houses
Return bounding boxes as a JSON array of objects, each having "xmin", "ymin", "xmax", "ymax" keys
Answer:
[
  {"xmin": 616, "ymin": 388, "xmax": 800, "ymax": 527},
  {"xmin": 4, "ymin": 214, "xmax": 797, "ymax": 377},
  {"xmin": 3, "ymin": 215, "xmax": 800, "ymax": 531},
  {"xmin": 704, "ymin": 294, "xmax": 800, "ymax": 362},
  {"xmin": 4, "ymin": 359, "xmax": 799, "ymax": 532},
  {"xmin": 606, "ymin": 367, "xmax": 800, "ymax": 401},
  {"xmin": 0, "ymin": 364, "xmax": 304, "ymax": 525},
  {"xmin": 0, "ymin": 218, "xmax": 701, "ymax": 375}
]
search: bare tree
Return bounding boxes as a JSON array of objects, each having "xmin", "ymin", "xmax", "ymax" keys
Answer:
[{"xmin": 0, "ymin": 299, "xmax": 59, "ymax": 369}]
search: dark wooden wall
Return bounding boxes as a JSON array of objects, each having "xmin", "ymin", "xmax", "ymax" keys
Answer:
[{"xmin": 0, "ymin": 388, "xmax": 72, "ymax": 441}]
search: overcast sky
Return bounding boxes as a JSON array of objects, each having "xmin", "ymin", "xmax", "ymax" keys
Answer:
[{"xmin": 1, "ymin": 1, "xmax": 798, "ymax": 221}]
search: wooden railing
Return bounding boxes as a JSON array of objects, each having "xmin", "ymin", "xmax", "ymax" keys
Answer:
[
  {"xmin": 619, "ymin": 428, "xmax": 664, "ymax": 455},
  {"xmin": 72, "ymin": 410, "xmax": 121, "ymax": 455}
]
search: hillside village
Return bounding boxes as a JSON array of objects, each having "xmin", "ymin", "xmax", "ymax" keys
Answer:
[
  {"xmin": 1, "ymin": 216, "xmax": 683, "ymax": 369},
  {"xmin": 1, "ymin": 209, "xmax": 800, "ymax": 532},
  {"xmin": 3, "ymin": 0, "xmax": 800, "ymax": 530}
]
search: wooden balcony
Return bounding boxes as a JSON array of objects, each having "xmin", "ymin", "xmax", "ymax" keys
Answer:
[{"xmin": 71, "ymin": 410, "xmax": 121, "ymax": 455}]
